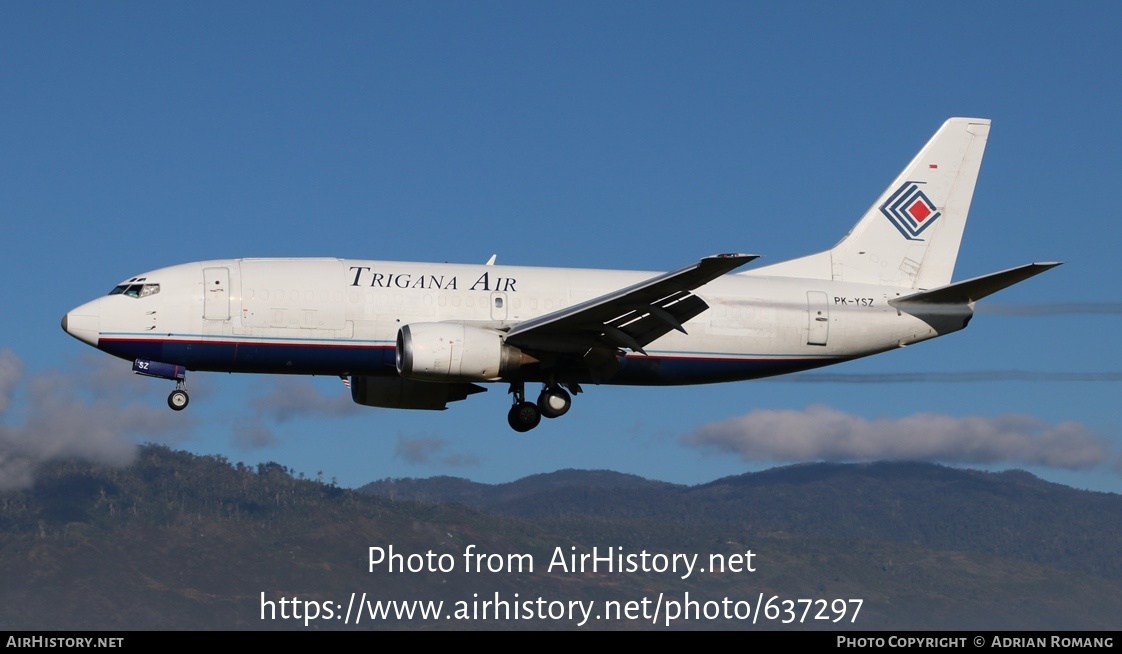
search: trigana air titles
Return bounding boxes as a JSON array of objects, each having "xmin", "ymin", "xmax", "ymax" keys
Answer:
[{"xmin": 63, "ymin": 118, "xmax": 1058, "ymax": 431}]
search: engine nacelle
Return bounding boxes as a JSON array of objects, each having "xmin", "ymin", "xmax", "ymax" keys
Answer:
[
  {"xmin": 396, "ymin": 323, "xmax": 533, "ymax": 382},
  {"xmin": 349, "ymin": 375, "xmax": 484, "ymax": 410}
]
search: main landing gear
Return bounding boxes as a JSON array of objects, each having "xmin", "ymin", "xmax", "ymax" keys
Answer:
[{"xmin": 506, "ymin": 381, "xmax": 578, "ymax": 432}]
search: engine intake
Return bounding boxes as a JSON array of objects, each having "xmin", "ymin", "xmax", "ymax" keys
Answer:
[{"xmin": 397, "ymin": 323, "xmax": 534, "ymax": 381}]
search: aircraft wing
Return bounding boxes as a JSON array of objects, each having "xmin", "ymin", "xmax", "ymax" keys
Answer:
[{"xmin": 505, "ymin": 253, "xmax": 757, "ymax": 355}]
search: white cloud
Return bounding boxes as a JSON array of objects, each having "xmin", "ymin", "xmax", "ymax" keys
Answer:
[
  {"xmin": 232, "ymin": 416, "xmax": 277, "ymax": 449},
  {"xmin": 0, "ymin": 350, "xmax": 193, "ymax": 490},
  {"xmin": 249, "ymin": 377, "xmax": 359, "ymax": 423},
  {"xmin": 683, "ymin": 404, "xmax": 1114, "ymax": 470},
  {"xmin": 395, "ymin": 434, "xmax": 479, "ymax": 467},
  {"xmin": 0, "ymin": 349, "xmax": 21, "ymax": 412}
]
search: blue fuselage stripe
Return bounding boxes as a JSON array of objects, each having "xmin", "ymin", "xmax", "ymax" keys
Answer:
[{"xmin": 97, "ymin": 336, "xmax": 844, "ymax": 384}]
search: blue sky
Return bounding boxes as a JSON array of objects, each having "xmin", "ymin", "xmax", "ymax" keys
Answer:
[{"xmin": 2, "ymin": 3, "xmax": 1119, "ymax": 493}]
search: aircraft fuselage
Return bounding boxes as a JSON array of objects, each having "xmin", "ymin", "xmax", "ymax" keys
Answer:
[{"xmin": 65, "ymin": 257, "xmax": 963, "ymax": 385}]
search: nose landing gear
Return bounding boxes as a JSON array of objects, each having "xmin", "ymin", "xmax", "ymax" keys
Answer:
[
  {"xmin": 167, "ymin": 380, "xmax": 189, "ymax": 411},
  {"xmin": 132, "ymin": 359, "xmax": 190, "ymax": 412}
]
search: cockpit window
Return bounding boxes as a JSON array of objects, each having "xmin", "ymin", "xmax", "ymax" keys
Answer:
[{"xmin": 108, "ymin": 283, "xmax": 160, "ymax": 298}]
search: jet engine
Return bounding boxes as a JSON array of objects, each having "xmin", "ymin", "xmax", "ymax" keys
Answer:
[{"xmin": 396, "ymin": 323, "xmax": 534, "ymax": 382}]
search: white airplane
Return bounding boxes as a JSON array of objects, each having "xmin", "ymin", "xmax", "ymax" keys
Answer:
[{"xmin": 62, "ymin": 118, "xmax": 1058, "ymax": 432}]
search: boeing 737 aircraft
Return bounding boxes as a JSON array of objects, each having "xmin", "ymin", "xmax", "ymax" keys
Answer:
[{"xmin": 62, "ymin": 118, "xmax": 1058, "ymax": 431}]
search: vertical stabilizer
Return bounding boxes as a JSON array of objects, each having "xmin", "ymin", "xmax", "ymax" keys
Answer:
[{"xmin": 756, "ymin": 118, "xmax": 991, "ymax": 289}]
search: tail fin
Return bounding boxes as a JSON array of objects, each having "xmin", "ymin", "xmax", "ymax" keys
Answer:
[{"xmin": 756, "ymin": 117, "xmax": 991, "ymax": 289}]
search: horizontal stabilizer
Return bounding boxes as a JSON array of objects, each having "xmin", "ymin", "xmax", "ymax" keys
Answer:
[{"xmin": 890, "ymin": 262, "xmax": 1061, "ymax": 306}]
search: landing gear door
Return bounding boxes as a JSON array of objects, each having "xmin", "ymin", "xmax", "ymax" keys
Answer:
[
  {"xmin": 203, "ymin": 267, "xmax": 230, "ymax": 320},
  {"xmin": 806, "ymin": 291, "xmax": 829, "ymax": 346}
]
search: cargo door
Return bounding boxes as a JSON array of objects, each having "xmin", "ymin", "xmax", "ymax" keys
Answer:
[{"xmin": 806, "ymin": 291, "xmax": 829, "ymax": 346}]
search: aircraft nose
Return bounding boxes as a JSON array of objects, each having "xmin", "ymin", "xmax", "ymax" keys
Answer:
[{"xmin": 62, "ymin": 299, "xmax": 101, "ymax": 346}]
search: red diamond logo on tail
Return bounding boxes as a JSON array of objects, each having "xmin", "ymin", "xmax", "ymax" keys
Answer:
[
  {"xmin": 908, "ymin": 200, "xmax": 932, "ymax": 223},
  {"xmin": 880, "ymin": 181, "xmax": 941, "ymax": 240}
]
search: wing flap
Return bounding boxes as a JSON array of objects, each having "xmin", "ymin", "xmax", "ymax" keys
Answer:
[{"xmin": 506, "ymin": 253, "xmax": 757, "ymax": 354}]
